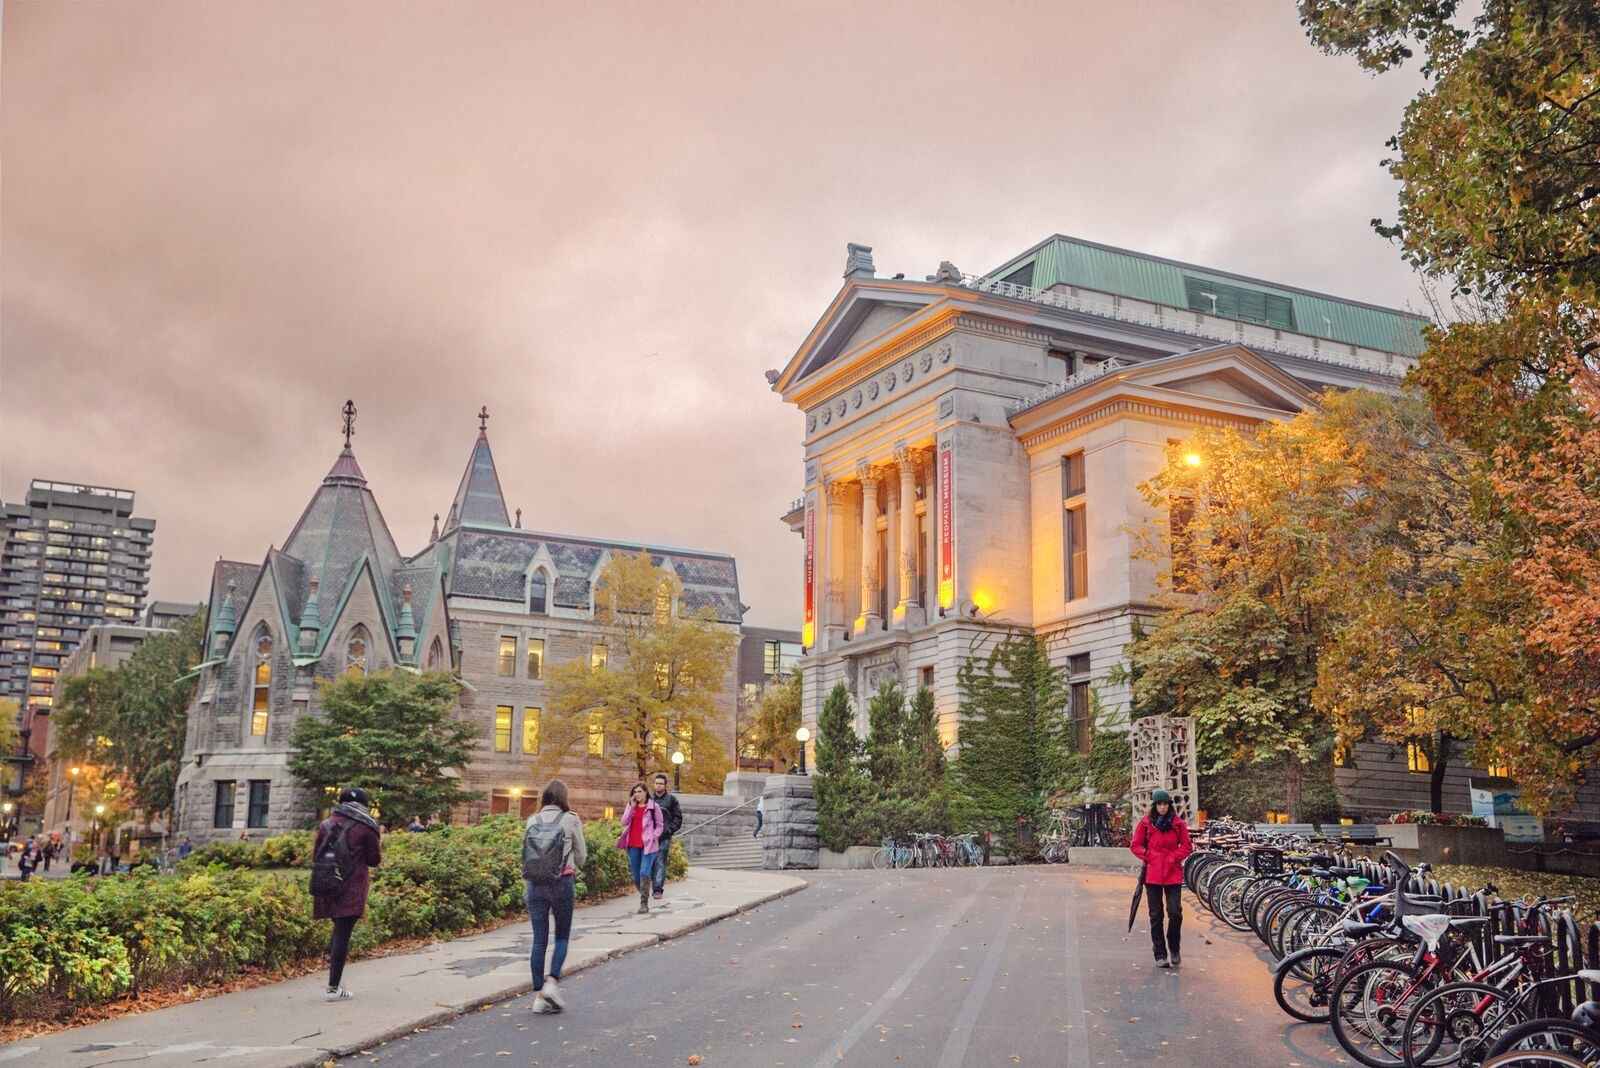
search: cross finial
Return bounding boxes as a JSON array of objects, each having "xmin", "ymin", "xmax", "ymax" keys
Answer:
[
  {"xmin": 342, "ymin": 400, "xmax": 357, "ymax": 447},
  {"xmin": 478, "ymin": 405, "xmax": 489, "ymax": 432},
  {"xmin": 515, "ymin": 507, "xmax": 522, "ymax": 529}
]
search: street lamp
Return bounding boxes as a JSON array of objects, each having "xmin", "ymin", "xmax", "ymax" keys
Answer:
[
  {"xmin": 93, "ymin": 804, "xmax": 105, "ymax": 856},
  {"xmin": 671, "ymin": 749, "xmax": 684, "ymax": 791},
  {"xmin": 65, "ymin": 765, "xmax": 81, "ymax": 840},
  {"xmin": 795, "ymin": 726, "xmax": 811, "ymax": 775},
  {"xmin": 1, "ymin": 800, "xmax": 13, "ymax": 841}
]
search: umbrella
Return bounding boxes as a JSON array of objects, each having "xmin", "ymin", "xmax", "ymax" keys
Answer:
[{"xmin": 1127, "ymin": 863, "xmax": 1148, "ymax": 931}]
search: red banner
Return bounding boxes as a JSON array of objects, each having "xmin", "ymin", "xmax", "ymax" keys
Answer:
[
  {"xmin": 802, "ymin": 503, "xmax": 816, "ymax": 646},
  {"xmin": 938, "ymin": 445, "xmax": 954, "ymax": 608}
]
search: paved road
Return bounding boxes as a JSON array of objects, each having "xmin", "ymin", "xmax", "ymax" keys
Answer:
[{"xmin": 343, "ymin": 866, "xmax": 1350, "ymax": 1067}]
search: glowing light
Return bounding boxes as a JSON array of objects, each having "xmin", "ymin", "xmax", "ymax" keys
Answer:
[
  {"xmin": 938, "ymin": 580, "xmax": 955, "ymax": 609},
  {"xmin": 795, "ymin": 726, "xmax": 811, "ymax": 743},
  {"xmin": 971, "ymin": 591, "xmax": 993, "ymax": 615},
  {"xmin": 801, "ymin": 621, "xmax": 815, "ymax": 647},
  {"xmin": 1184, "ymin": 453, "xmax": 1203, "ymax": 468}
]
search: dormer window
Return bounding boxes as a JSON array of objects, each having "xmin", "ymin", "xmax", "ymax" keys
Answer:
[
  {"xmin": 345, "ymin": 627, "xmax": 370, "ymax": 677},
  {"xmin": 529, "ymin": 570, "xmax": 549, "ymax": 615}
]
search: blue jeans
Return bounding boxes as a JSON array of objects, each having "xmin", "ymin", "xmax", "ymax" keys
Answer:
[
  {"xmin": 625, "ymin": 846, "xmax": 656, "ymax": 885},
  {"xmin": 525, "ymin": 875, "xmax": 575, "ymax": 990},
  {"xmin": 651, "ymin": 838, "xmax": 673, "ymax": 892}
]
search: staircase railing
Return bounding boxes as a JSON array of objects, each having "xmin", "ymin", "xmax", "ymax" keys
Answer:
[{"xmin": 678, "ymin": 795, "xmax": 761, "ymax": 839}]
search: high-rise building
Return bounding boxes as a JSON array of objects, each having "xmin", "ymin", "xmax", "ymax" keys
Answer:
[{"xmin": 1, "ymin": 481, "xmax": 155, "ymax": 801}]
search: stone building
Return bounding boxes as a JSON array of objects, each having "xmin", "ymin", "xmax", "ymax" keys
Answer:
[
  {"xmin": 772, "ymin": 236, "xmax": 1427, "ymax": 758},
  {"xmin": 173, "ymin": 407, "xmax": 742, "ymax": 839}
]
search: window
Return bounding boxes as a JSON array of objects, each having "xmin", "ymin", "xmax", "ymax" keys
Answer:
[
  {"xmin": 591, "ymin": 642, "xmax": 608, "ymax": 671},
  {"xmin": 247, "ymin": 781, "xmax": 271, "ymax": 828},
  {"xmin": 498, "ymin": 636, "xmax": 517, "ymax": 676},
  {"xmin": 1333, "ymin": 745, "xmax": 1351, "ymax": 768},
  {"xmin": 529, "ymin": 570, "xmax": 548, "ymax": 614},
  {"xmin": 213, "ymin": 780, "xmax": 236, "ymax": 828},
  {"xmin": 345, "ymin": 626, "xmax": 369, "ymax": 676},
  {"xmin": 523, "ymin": 707, "xmax": 540, "ymax": 754},
  {"xmin": 1062, "ymin": 453, "xmax": 1087, "ymax": 601},
  {"xmin": 921, "ymin": 666, "xmax": 934, "ymax": 689},
  {"xmin": 494, "ymin": 706, "xmax": 513, "ymax": 753},
  {"xmin": 1407, "ymin": 744, "xmax": 1431, "ymax": 773},
  {"xmin": 762, "ymin": 640, "xmax": 803, "ymax": 678},
  {"xmin": 1486, "ymin": 761, "xmax": 1508, "ymax": 778},
  {"xmin": 1068, "ymin": 653, "xmax": 1093, "ymax": 753},
  {"xmin": 427, "ymin": 637, "xmax": 443, "ymax": 669},
  {"xmin": 587, "ymin": 714, "xmax": 605, "ymax": 756},
  {"xmin": 252, "ymin": 630, "xmax": 272, "ymax": 737},
  {"xmin": 527, "ymin": 638, "xmax": 544, "ymax": 680}
]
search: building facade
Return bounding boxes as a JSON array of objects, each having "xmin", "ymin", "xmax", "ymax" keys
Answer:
[
  {"xmin": 773, "ymin": 236, "xmax": 1430, "ymax": 768},
  {"xmin": 2, "ymin": 480, "xmax": 155, "ymax": 830},
  {"xmin": 172, "ymin": 410, "xmax": 743, "ymax": 839}
]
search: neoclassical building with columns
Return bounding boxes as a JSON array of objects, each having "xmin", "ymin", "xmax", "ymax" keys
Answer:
[{"xmin": 773, "ymin": 235, "xmax": 1427, "ymax": 753}]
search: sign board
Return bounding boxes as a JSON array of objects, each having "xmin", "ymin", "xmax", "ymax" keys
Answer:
[{"xmin": 1468, "ymin": 779, "xmax": 1544, "ymax": 842}]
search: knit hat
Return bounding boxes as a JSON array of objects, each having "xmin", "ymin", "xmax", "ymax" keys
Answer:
[
  {"xmin": 1151, "ymin": 789, "xmax": 1172, "ymax": 804},
  {"xmin": 339, "ymin": 787, "xmax": 370, "ymax": 806}
]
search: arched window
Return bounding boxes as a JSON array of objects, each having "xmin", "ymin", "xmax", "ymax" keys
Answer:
[
  {"xmin": 345, "ymin": 626, "xmax": 370, "ymax": 677},
  {"xmin": 251, "ymin": 628, "xmax": 272, "ymax": 737},
  {"xmin": 529, "ymin": 570, "xmax": 549, "ymax": 615},
  {"xmin": 426, "ymin": 637, "xmax": 444, "ymax": 669}
]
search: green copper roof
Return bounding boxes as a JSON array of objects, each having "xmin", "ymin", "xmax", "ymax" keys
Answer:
[{"xmin": 987, "ymin": 235, "xmax": 1428, "ymax": 356}]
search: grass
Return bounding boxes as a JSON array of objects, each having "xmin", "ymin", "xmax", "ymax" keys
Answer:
[{"xmin": 1431, "ymin": 864, "xmax": 1600, "ymax": 924}]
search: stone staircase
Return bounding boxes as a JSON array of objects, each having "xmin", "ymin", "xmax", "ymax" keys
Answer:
[{"xmin": 691, "ymin": 835, "xmax": 766, "ymax": 871}]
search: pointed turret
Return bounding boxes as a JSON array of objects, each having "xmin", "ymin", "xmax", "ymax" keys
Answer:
[
  {"xmin": 430, "ymin": 513, "xmax": 440, "ymax": 542},
  {"xmin": 441, "ymin": 406, "xmax": 511, "ymax": 533},
  {"xmin": 211, "ymin": 582, "xmax": 238, "ymax": 657},
  {"xmin": 298, "ymin": 577, "xmax": 322, "ymax": 653},
  {"xmin": 396, "ymin": 584, "xmax": 417, "ymax": 662}
]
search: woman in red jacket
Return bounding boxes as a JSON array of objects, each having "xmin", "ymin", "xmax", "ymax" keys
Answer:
[{"xmin": 1129, "ymin": 789, "xmax": 1193, "ymax": 968}]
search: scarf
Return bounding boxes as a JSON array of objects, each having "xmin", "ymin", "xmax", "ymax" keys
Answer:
[
  {"xmin": 1152, "ymin": 808, "xmax": 1175, "ymax": 833},
  {"xmin": 333, "ymin": 801, "xmax": 381, "ymax": 833}
]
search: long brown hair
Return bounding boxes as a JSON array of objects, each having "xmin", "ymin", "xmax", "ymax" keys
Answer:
[
  {"xmin": 540, "ymin": 779, "xmax": 570, "ymax": 813},
  {"xmin": 628, "ymin": 781, "xmax": 649, "ymax": 805}
]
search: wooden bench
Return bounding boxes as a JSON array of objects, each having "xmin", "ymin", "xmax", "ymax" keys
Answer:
[{"xmin": 1325, "ymin": 823, "xmax": 1391, "ymax": 846}]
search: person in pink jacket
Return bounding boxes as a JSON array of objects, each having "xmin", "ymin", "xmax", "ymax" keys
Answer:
[
  {"xmin": 615, "ymin": 781, "xmax": 663, "ymax": 914},
  {"xmin": 1130, "ymin": 789, "xmax": 1193, "ymax": 968}
]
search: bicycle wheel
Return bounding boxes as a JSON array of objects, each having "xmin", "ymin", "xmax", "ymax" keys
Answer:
[
  {"xmin": 1214, "ymin": 873, "xmax": 1256, "ymax": 932},
  {"xmin": 1332, "ymin": 958, "xmax": 1435, "ymax": 1068},
  {"xmin": 1400, "ymin": 980, "xmax": 1520, "ymax": 1068},
  {"xmin": 1486, "ymin": 1020, "xmax": 1600, "ymax": 1064},
  {"xmin": 894, "ymin": 845, "xmax": 913, "ymax": 869},
  {"xmin": 1482, "ymin": 1054, "xmax": 1589, "ymax": 1068},
  {"xmin": 1274, "ymin": 945, "xmax": 1345, "ymax": 1023},
  {"xmin": 1282, "ymin": 904, "xmax": 1343, "ymax": 958},
  {"xmin": 871, "ymin": 847, "xmax": 892, "ymax": 870},
  {"xmin": 1201, "ymin": 862, "xmax": 1249, "ymax": 914}
]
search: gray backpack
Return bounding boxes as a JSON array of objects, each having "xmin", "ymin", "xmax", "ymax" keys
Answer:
[{"xmin": 521, "ymin": 811, "xmax": 567, "ymax": 883}]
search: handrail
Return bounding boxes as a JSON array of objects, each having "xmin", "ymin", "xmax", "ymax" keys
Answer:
[{"xmin": 678, "ymin": 795, "xmax": 761, "ymax": 839}]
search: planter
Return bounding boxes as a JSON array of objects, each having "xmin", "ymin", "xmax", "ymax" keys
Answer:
[{"xmin": 1380, "ymin": 823, "xmax": 1506, "ymax": 867}]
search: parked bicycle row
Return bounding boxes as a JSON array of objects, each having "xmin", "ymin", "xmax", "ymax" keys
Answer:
[
  {"xmin": 870, "ymin": 831, "xmax": 987, "ymax": 869},
  {"xmin": 1186, "ymin": 841, "xmax": 1600, "ymax": 1067}
]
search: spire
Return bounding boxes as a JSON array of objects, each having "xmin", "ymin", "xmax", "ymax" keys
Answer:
[
  {"xmin": 442, "ymin": 407, "xmax": 511, "ymax": 532},
  {"xmin": 211, "ymin": 582, "xmax": 238, "ymax": 657},
  {"xmin": 430, "ymin": 513, "xmax": 440, "ymax": 542},
  {"xmin": 515, "ymin": 508, "xmax": 522, "ymax": 529},
  {"xmin": 323, "ymin": 400, "xmax": 367, "ymax": 486},
  {"xmin": 396, "ymin": 584, "xmax": 417, "ymax": 662},
  {"xmin": 298, "ymin": 577, "xmax": 322, "ymax": 652}
]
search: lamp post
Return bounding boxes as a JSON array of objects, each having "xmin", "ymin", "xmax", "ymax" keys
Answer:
[
  {"xmin": 64, "ymin": 765, "xmax": 80, "ymax": 842},
  {"xmin": 671, "ymin": 749, "xmax": 684, "ymax": 792},
  {"xmin": 795, "ymin": 726, "xmax": 811, "ymax": 775},
  {"xmin": 92, "ymin": 804, "xmax": 105, "ymax": 857},
  {"xmin": 1, "ymin": 800, "xmax": 13, "ymax": 841}
]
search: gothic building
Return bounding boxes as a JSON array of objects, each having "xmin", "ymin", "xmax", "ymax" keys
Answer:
[
  {"xmin": 773, "ymin": 236, "xmax": 1427, "ymax": 761},
  {"xmin": 174, "ymin": 407, "xmax": 742, "ymax": 839}
]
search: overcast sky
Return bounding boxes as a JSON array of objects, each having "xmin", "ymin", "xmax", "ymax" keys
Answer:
[{"xmin": 1, "ymin": 2, "xmax": 1424, "ymax": 629}]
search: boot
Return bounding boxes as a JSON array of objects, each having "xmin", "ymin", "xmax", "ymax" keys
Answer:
[{"xmin": 638, "ymin": 879, "xmax": 650, "ymax": 914}]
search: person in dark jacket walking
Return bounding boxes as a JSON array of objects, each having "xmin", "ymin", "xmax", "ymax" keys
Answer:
[
  {"xmin": 17, "ymin": 838, "xmax": 38, "ymax": 881},
  {"xmin": 1129, "ymin": 789, "xmax": 1193, "ymax": 968},
  {"xmin": 526, "ymin": 779, "xmax": 586, "ymax": 1015},
  {"xmin": 649, "ymin": 772, "xmax": 682, "ymax": 900},
  {"xmin": 311, "ymin": 787, "xmax": 383, "ymax": 1000}
]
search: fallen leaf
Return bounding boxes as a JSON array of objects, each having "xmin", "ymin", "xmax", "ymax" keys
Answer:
[{"xmin": 687, "ymin": 1058, "xmax": 703, "ymax": 1066}]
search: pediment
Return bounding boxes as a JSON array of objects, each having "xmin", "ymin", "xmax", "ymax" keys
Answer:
[
  {"xmin": 1139, "ymin": 364, "xmax": 1309, "ymax": 413},
  {"xmin": 776, "ymin": 282, "xmax": 942, "ymax": 394}
]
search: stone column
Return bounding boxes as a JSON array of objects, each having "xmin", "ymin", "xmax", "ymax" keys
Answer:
[
  {"xmin": 857, "ymin": 463, "xmax": 880, "ymax": 633},
  {"xmin": 825, "ymin": 480, "xmax": 851, "ymax": 647},
  {"xmin": 894, "ymin": 445, "xmax": 924, "ymax": 628}
]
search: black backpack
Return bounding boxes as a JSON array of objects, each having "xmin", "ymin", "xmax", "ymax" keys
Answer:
[
  {"xmin": 521, "ymin": 811, "xmax": 567, "ymax": 884},
  {"xmin": 309, "ymin": 818, "xmax": 356, "ymax": 898}
]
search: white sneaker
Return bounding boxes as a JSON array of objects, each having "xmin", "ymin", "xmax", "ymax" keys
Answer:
[
  {"xmin": 542, "ymin": 978, "xmax": 565, "ymax": 1011},
  {"xmin": 325, "ymin": 987, "xmax": 353, "ymax": 1001},
  {"xmin": 532, "ymin": 994, "xmax": 559, "ymax": 1014}
]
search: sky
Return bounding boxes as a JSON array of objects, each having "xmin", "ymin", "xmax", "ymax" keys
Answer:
[{"xmin": 0, "ymin": 2, "xmax": 1425, "ymax": 630}]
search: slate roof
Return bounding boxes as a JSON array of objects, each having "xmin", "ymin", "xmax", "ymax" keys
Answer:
[
  {"xmin": 208, "ymin": 560, "xmax": 264, "ymax": 621},
  {"xmin": 443, "ymin": 430, "xmax": 511, "ymax": 531}
]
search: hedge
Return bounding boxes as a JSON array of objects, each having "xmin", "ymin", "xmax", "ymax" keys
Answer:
[{"xmin": 1, "ymin": 814, "xmax": 687, "ymax": 1025}]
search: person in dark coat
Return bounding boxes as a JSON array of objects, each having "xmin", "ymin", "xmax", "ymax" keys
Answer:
[
  {"xmin": 312, "ymin": 787, "xmax": 382, "ymax": 1000},
  {"xmin": 649, "ymin": 772, "xmax": 683, "ymax": 900},
  {"xmin": 17, "ymin": 838, "xmax": 38, "ymax": 881},
  {"xmin": 1129, "ymin": 789, "xmax": 1193, "ymax": 968}
]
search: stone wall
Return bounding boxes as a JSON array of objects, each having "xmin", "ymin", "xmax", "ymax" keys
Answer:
[{"xmin": 762, "ymin": 775, "xmax": 819, "ymax": 870}]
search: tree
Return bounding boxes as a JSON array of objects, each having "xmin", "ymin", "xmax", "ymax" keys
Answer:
[
  {"xmin": 954, "ymin": 633, "xmax": 1074, "ymax": 856},
  {"xmin": 814, "ymin": 681, "xmax": 871, "ymax": 851},
  {"xmin": 1301, "ymin": 0, "xmax": 1600, "ymax": 806},
  {"xmin": 536, "ymin": 551, "xmax": 737, "ymax": 792},
  {"xmin": 288, "ymin": 669, "xmax": 482, "ymax": 828},
  {"xmin": 0, "ymin": 697, "xmax": 17, "ymax": 757},
  {"xmin": 864, "ymin": 682, "xmax": 907, "ymax": 788},
  {"xmin": 742, "ymin": 672, "xmax": 801, "ymax": 768},
  {"xmin": 52, "ymin": 612, "xmax": 206, "ymax": 826},
  {"xmin": 901, "ymin": 685, "xmax": 945, "ymax": 790}
]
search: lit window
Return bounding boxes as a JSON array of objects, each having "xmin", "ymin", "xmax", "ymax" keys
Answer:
[
  {"xmin": 498, "ymin": 636, "xmax": 517, "ymax": 676},
  {"xmin": 523, "ymin": 708, "xmax": 540, "ymax": 754},
  {"xmin": 345, "ymin": 627, "xmax": 369, "ymax": 677},
  {"xmin": 1333, "ymin": 745, "xmax": 1351, "ymax": 768},
  {"xmin": 591, "ymin": 642, "xmax": 608, "ymax": 671},
  {"xmin": 1062, "ymin": 452, "xmax": 1087, "ymax": 601},
  {"xmin": 494, "ymin": 706, "xmax": 513, "ymax": 753},
  {"xmin": 1486, "ymin": 761, "xmax": 1508, "ymax": 778},
  {"xmin": 1407, "ymin": 744, "xmax": 1431, "ymax": 773},
  {"xmin": 529, "ymin": 571, "xmax": 548, "ymax": 615},
  {"xmin": 252, "ymin": 630, "xmax": 272, "ymax": 736},
  {"xmin": 587, "ymin": 714, "xmax": 605, "ymax": 756},
  {"xmin": 527, "ymin": 639, "xmax": 544, "ymax": 680}
]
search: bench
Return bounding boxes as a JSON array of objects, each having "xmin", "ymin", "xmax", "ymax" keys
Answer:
[
  {"xmin": 1326, "ymin": 823, "xmax": 1391, "ymax": 846},
  {"xmin": 1253, "ymin": 823, "xmax": 1318, "ymax": 837}
]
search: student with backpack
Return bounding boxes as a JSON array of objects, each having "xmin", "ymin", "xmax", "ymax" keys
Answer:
[
  {"xmin": 521, "ymin": 779, "xmax": 585, "ymax": 1014},
  {"xmin": 309, "ymin": 787, "xmax": 382, "ymax": 1001}
]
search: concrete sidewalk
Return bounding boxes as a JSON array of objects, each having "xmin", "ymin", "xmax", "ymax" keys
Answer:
[{"xmin": 2, "ymin": 868, "xmax": 807, "ymax": 1068}]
